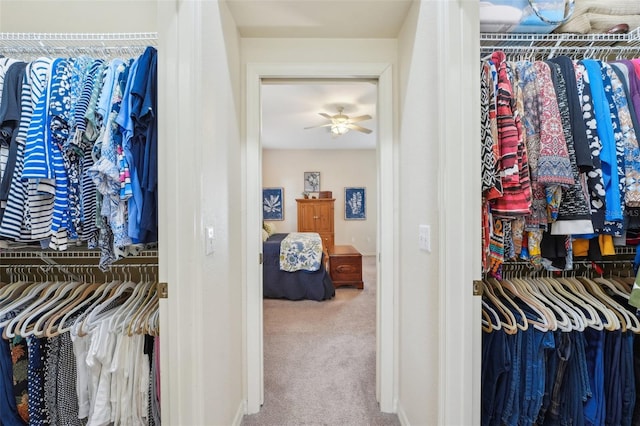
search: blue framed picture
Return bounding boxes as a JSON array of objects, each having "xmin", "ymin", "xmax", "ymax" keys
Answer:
[
  {"xmin": 263, "ymin": 187, "xmax": 284, "ymax": 220},
  {"xmin": 345, "ymin": 187, "xmax": 366, "ymax": 220}
]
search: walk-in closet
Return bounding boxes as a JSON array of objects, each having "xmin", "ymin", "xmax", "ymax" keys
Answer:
[
  {"xmin": 480, "ymin": 27, "xmax": 640, "ymax": 426},
  {"xmin": 0, "ymin": 32, "xmax": 161, "ymax": 425}
]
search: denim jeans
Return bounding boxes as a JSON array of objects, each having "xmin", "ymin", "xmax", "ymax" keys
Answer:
[
  {"xmin": 583, "ymin": 327, "xmax": 605, "ymax": 426},
  {"xmin": 604, "ymin": 329, "xmax": 622, "ymax": 426},
  {"xmin": 620, "ymin": 332, "xmax": 635, "ymax": 426},
  {"xmin": 482, "ymin": 328, "xmax": 511, "ymax": 426}
]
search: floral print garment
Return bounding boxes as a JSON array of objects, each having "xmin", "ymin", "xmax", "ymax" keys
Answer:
[
  {"xmin": 10, "ymin": 336, "xmax": 29, "ymax": 423},
  {"xmin": 279, "ymin": 232, "xmax": 323, "ymax": 272}
]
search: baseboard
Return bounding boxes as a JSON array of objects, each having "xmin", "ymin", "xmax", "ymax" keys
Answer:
[
  {"xmin": 231, "ymin": 401, "xmax": 245, "ymax": 426},
  {"xmin": 396, "ymin": 402, "xmax": 410, "ymax": 426}
]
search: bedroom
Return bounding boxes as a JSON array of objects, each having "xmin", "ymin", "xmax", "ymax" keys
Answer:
[{"xmin": 260, "ymin": 78, "xmax": 378, "ymax": 300}]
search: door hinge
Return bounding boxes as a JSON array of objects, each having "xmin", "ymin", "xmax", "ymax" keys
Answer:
[
  {"xmin": 473, "ymin": 280, "xmax": 483, "ymax": 297},
  {"xmin": 158, "ymin": 282, "xmax": 168, "ymax": 299},
  {"xmin": 259, "ymin": 253, "xmax": 263, "ymax": 264}
]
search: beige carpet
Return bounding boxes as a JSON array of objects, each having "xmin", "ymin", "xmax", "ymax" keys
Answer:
[{"xmin": 241, "ymin": 256, "xmax": 401, "ymax": 426}]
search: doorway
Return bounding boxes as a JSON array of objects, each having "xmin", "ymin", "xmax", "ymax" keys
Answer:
[
  {"xmin": 244, "ymin": 63, "xmax": 397, "ymax": 414},
  {"xmin": 258, "ymin": 78, "xmax": 378, "ymax": 419}
]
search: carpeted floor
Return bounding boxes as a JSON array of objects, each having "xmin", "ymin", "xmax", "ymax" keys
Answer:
[{"xmin": 241, "ymin": 255, "xmax": 401, "ymax": 426}]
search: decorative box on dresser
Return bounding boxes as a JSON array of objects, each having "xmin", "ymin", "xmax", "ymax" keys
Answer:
[{"xmin": 296, "ymin": 198, "xmax": 335, "ymax": 250}]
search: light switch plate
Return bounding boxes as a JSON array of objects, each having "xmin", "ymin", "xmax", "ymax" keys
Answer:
[
  {"xmin": 419, "ymin": 224, "xmax": 431, "ymax": 252},
  {"xmin": 205, "ymin": 226, "xmax": 215, "ymax": 255}
]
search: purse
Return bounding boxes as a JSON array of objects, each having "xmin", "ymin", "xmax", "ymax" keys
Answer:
[{"xmin": 480, "ymin": 0, "xmax": 575, "ymax": 33}]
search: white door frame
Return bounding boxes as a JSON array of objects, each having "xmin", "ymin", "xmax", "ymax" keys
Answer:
[{"xmin": 244, "ymin": 62, "xmax": 397, "ymax": 414}]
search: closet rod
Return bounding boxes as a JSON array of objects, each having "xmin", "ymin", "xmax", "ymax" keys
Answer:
[
  {"xmin": 480, "ymin": 45, "xmax": 640, "ymax": 60},
  {"xmin": 0, "ymin": 248, "xmax": 158, "ymax": 260},
  {"xmin": 1, "ymin": 263, "xmax": 159, "ymax": 280}
]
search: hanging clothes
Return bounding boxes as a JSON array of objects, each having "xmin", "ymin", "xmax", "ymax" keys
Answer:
[
  {"xmin": 0, "ymin": 48, "xmax": 158, "ymax": 270},
  {"xmin": 481, "ymin": 52, "xmax": 640, "ymax": 274}
]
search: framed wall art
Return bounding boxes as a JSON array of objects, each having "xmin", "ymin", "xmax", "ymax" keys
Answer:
[
  {"xmin": 304, "ymin": 172, "xmax": 320, "ymax": 192},
  {"xmin": 263, "ymin": 187, "xmax": 284, "ymax": 220},
  {"xmin": 345, "ymin": 187, "xmax": 366, "ymax": 220}
]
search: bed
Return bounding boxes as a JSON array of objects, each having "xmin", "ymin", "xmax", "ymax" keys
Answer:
[{"xmin": 262, "ymin": 233, "xmax": 335, "ymax": 301}]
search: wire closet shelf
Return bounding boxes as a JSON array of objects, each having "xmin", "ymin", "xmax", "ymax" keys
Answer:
[
  {"xmin": 0, "ymin": 31, "xmax": 158, "ymax": 59},
  {"xmin": 481, "ymin": 26, "xmax": 640, "ymax": 59}
]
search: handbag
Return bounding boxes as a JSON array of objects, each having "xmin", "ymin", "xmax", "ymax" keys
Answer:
[{"xmin": 480, "ymin": 0, "xmax": 575, "ymax": 33}]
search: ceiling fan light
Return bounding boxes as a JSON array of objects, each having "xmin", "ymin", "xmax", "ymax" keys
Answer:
[{"xmin": 330, "ymin": 122, "xmax": 349, "ymax": 136}]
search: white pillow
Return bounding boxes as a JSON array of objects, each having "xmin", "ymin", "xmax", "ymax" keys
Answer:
[
  {"xmin": 263, "ymin": 222, "xmax": 277, "ymax": 236},
  {"xmin": 262, "ymin": 229, "xmax": 269, "ymax": 241}
]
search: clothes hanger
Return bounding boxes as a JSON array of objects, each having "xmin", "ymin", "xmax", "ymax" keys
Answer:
[
  {"xmin": 577, "ymin": 277, "xmax": 624, "ymax": 332},
  {"xmin": 552, "ymin": 275, "xmax": 605, "ymax": 329},
  {"xmin": 543, "ymin": 276, "xmax": 605, "ymax": 331},
  {"xmin": 524, "ymin": 276, "xmax": 583, "ymax": 332},
  {"xmin": 0, "ymin": 281, "xmax": 55, "ymax": 335},
  {"xmin": 42, "ymin": 281, "xmax": 102, "ymax": 338},
  {"xmin": 127, "ymin": 282, "xmax": 158, "ymax": 336},
  {"xmin": 31, "ymin": 281, "xmax": 93, "ymax": 337},
  {"xmin": 482, "ymin": 299, "xmax": 502, "ymax": 332},
  {"xmin": 501, "ymin": 276, "xmax": 554, "ymax": 331},
  {"xmin": 17, "ymin": 281, "xmax": 81, "ymax": 338},
  {"xmin": 147, "ymin": 308, "xmax": 160, "ymax": 336},
  {"xmin": 483, "ymin": 292, "xmax": 511, "ymax": 331},
  {"xmin": 130, "ymin": 284, "xmax": 160, "ymax": 336},
  {"xmin": 109, "ymin": 280, "xmax": 150, "ymax": 334},
  {"xmin": 0, "ymin": 281, "xmax": 33, "ymax": 307},
  {"xmin": 515, "ymin": 276, "xmax": 574, "ymax": 331},
  {"xmin": 2, "ymin": 281, "xmax": 64, "ymax": 339},
  {"xmin": 592, "ymin": 277, "xmax": 640, "ymax": 333},
  {"xmin": 65, "ymin": 280, "xmax": 122, "ymax": 337},
  {"xmin": 595, "ymin": 276, "xmax": 632, "ymax": 300},
  {"xmin": 487, "ymin": 277, "xmax": 529, "ymax": 332},
  {"xmin": 482, "ymin": 280, "xmax": 519, "ymax": 334},
  {"xmin": 78, "ymin": 280, "xmax": 134, "ymax": 336}
]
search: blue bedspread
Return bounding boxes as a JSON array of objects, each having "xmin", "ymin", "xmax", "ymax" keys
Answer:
[{"xmin": 263, "ymin": 233, "xmax": 334, "ymax": 301}]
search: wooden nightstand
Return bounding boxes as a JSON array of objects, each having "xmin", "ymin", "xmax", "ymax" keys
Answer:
[{"xmin": 328, "ymin": 245, "xmax": 363, "ymax": 289}]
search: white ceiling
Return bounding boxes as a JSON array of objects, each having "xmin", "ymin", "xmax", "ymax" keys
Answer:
[
  {"xmin": 261, "ymin": 80, "xmax": 378, "ymax": 150},
  {"xmin": 225, "ymin": 0, "xmax": 413, "ymax": 150},
  {"xmin": 225, "ymin": 0, "xmax": 413, "ymax": 39}
]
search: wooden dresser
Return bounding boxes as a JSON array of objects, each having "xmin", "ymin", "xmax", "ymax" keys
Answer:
[{"xmin": 296, "ymin": 198, "xmax": 335, "ymax": 250}]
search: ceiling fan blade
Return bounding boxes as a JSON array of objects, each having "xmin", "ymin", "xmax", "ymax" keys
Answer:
[
  {"xmin": 347, "ymin": 114, "xmax": 372, "ymax": 124},
  {"xmin": 304, "ymin": 123, "xmax": 333, "ymax": 130},
  {"xmin": 318, "ymin": 113, "xmax": 333, "ymax": 120},
  {"xmin": 347, "ymin": 124, "xmax": 373, "ymax": 134}
]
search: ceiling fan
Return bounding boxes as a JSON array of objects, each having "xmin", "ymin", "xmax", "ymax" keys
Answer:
[{"xmin": 304, "ymin": 106, "xmax": 372, "ymax": 137}]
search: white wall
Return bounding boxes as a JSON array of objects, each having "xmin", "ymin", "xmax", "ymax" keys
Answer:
[
  {"xmin": 0, "ymin": 1, "xmax": 157, "ymax": 32},
  {"xmin": 263, "ymin": 149, "xmax": 377, "ymax": 255},
  {"xmin": 159, "ymin": 1, "xmax": 245, "ymax": 424},
  {"xmin": 395, "ymin": 2, "xmax": 441, "ymax": 424}
]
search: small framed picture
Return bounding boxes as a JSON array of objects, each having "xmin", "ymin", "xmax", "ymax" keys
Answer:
[
  {"xmin": 263, "ymin": 187, "xmax": 284, "ymax": 221},
  {"xmin": 345, "ymin": 187, "xmax": 366, "ymax": 220},
  {"xmin": 304, "ymin": 172, "xmax": 320, "ymax": 192}
]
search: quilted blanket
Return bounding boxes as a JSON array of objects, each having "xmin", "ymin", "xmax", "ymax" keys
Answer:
[{"xmin": 279, "ymin": 232, "xmax": 323, "ymax": 272}]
